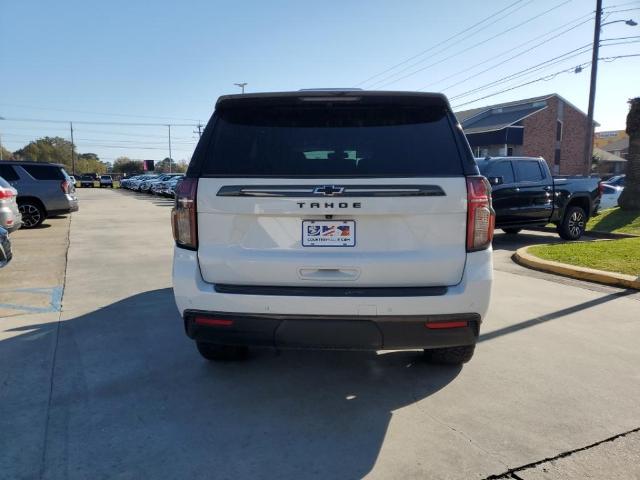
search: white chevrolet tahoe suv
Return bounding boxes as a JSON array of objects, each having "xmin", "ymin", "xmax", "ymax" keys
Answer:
[{"xmin": 172, "ymin": 90, "xmax": 494, "ymax": 365}]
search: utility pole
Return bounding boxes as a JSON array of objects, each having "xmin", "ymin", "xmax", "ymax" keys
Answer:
[
  {"xmin": 70, "ymin": 121, "xmax": 76, "ymax": 175},
  {"xmin": 194, "ymin": 123, "xmax": 203, "ymax": 138},
  {"xmin": 584, "ymin": 0, "xmax": 602, "ymax": 174},
  {"xmin": 234, "ymin": 82, "xmax": 247, "ymax": 94},
  {"xmin": 167, "ymin": 124, "xmax": 172, "ymax": 173},
  {"xmin": 0, "ymin": 115, "xmax": 4, "ymax": 161}
]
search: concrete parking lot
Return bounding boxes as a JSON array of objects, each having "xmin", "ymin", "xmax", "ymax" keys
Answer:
[{"xmin": 1, "ymin": 188, "xmax": 639, "ymax": 479}]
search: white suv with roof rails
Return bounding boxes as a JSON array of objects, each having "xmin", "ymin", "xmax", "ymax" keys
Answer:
[{"xmin": 172, "ymin": 90, "xmax": 494, "ymax": 365}]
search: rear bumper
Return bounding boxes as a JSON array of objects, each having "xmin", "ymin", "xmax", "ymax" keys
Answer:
[
  {"xmin": 0, "ymin": 208, "xmax": 22, "ymax": 232},
  {"xmin": 48, "ymin": 201, "xmax": 79, "ymax": 216},
  {"xmin": 185, "ymin": 310, "xmax": 479, "ymax": 350},
  {"xmin": 172, "ymin": 246, "xmax": 492, "ymax": 350}
]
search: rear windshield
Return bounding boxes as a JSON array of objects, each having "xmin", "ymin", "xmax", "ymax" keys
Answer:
[{"xmin": 201, "ymin": 105, "xmax": 464, "ymax": 177}]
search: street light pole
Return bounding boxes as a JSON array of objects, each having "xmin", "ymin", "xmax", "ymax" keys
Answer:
[
  {"xmin": 70, "ymin": 121, "xmax": 76, "ymax": 175},
  {"xmin": 584, "ymin": 0, "xmax": 602, "ymax": 174},
  {"xmin": 167, "ymin": 124, "xmax": 172, "ymax": 173}
]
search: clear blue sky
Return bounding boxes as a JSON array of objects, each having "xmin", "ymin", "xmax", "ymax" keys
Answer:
[{"xmin": 1, "ymin": 0, "xmax": 639, "ymax": 163}]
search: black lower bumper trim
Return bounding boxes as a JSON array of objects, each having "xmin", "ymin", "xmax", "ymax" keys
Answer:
[
  {"xmin": 213, "ymin": 284, "xmax": 448, "ymax": 297},
  {"xmin": 184, "ymin": 310, "xmax": 480, "ymax": 351}
]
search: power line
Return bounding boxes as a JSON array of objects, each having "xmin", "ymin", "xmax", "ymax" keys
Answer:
[
  {"xmin": 71, "ymin": 144, "xmax": 196, "ymax": 151},
  {"xmin": 449, "ymin": 44, "xmax": 594, "ymax": 100},
  {"xmin": 600, "ymin": 52, "xmax": 640, "ymax": 60},
  {"xmin": 0, "ymin": 124, "xmax": 191, "ymax": 139},
  {"xmin": 364, "ymin": 0, "xmax": 540, "ymax": 89},
  {"xmin": 1, "ymin": 132, "xmax": 197, "ymax": 145},
  {"xmin": 354, "ymin": 0, "xmax": 531, "ymax": 87},
  {"xmin": 0, "ymin": 102, "xmax": 202, "ymax": 122},
  {"xmin": 449, "ymin": 40, "xmax": 640, "ymax": 101},
  {"xmin": 419, "ymin": 13, "xmax": 594, "ymax": 92},
  {"xmin": 371, "ymin": 0, "xmax": 573, "ymax": 89},
  {"xmin": 451, "ymin": 53, "xmax": 640, "ymax": 109},
  {"xmin": 0, "ymin": 117, "xmax": 199, "ymax": 127},
  {"xmin": 419, "ymin": 11, "xmax": 594, "ymax": 91},
  {"xmin": 453, "ymin": 64, "xmax": 590, "ymax": 108},
  {"xmin": 605, "ymin": 7, "xmax": 640, "ymax": 14},
  {"xmin": 604, "ymin": 2, "xmax": 640, "ymax": 9}
]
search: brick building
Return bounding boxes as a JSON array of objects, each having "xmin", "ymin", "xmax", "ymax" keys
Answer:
[
  {"xmin": 455, "ymin": 94, "xmax": 595, "ymax": 174},
  {"xmin": 594, "ymin": 129, "xmax": 628, "ymax": 155}
]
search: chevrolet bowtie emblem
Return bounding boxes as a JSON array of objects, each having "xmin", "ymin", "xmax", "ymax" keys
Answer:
[{"xmin": 313, "ymin": 185, "xmax": 345, "ymax": 196}]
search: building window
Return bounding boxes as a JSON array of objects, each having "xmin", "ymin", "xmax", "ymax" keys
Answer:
[
  {"xmin": 507, "ymin": 147, "xmax": 513, "ymax": 156},
  {"xmin": 556, "ymin": 120, "xmax": 563, "ymax": 141},
  {"xmin": 554, "ymin": 149, "xmax": 561, "ymax": 165}
]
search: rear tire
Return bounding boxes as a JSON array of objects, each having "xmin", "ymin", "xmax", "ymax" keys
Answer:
[
  {"xmin": 196, "ymin": 342, "xmax": 248, "ymax": 361},
  {"xmin": 558, "ymin": 206, "xmax": 587, "ymax": 240},
  {"xmin": 502, "ymin": 228, "xmax": 522, "ymax": 235},
  {"xmin": 18, "ymin": 200, "xmax": 46, "ymax": 228},
  {"xmin": 424, "ymin": 345, "xmax": 475, "ymax": 365}
]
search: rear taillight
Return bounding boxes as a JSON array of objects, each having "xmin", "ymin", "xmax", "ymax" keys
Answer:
[
  {"xmin": 194, "ymin": 316, "xmax": 233, "ymax": 327},
  {"xmin": 0, "ymin": 188, "xmax": 14, "ymax": 199},
  {"xmin": 466, "ymin": 176, "xmax": 495, "ymax": 252},
  {"xmin": 61, "ymin": 180, "xmax": 70, "ymax": 194},
  {"xmin": 425, "ymin": 321, "xmax": 468, "ymax": 329},
  {"xmin": 172, "ymin": 177, "xmax": 198, "ymax": 249}
]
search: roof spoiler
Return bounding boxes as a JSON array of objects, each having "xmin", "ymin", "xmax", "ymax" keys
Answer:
[{"xmin": 215, "ymin": 90, "xmax": 452, "ymax": 110}]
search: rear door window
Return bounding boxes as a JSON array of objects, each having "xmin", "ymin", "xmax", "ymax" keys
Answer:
[
  {"xmin": 488, "ymin": 161, "xmax": 514, "ymax": 184},
  {"xmin": 21, "ymin": 164, "xmax": 65, "ymax": 180},
  {"xmin": 0, "ymin": 165, "xmax": 20, "ymax": 181},
  {"xmin": 202, "ymin": 105, "xmax": 464, "ymax": 177},
  {"xmin": 514, "ymin": 160, "xmax": 544, "ymax": 182}
]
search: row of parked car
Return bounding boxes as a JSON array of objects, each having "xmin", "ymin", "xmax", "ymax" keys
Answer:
[
  {"xmin": 0, "ymin": 161, "xmax": 81, "ymax": 267},
  {"xmin": 73, "ymin": 174, "xmax": 115, "ymax": 188},
  {"xmin": 121, "ymin": 173, "xmax": 184, "ymax": 197},
  {"xmin": 598, "ymin": 174, "xmax": 626, "ymax": 210}
]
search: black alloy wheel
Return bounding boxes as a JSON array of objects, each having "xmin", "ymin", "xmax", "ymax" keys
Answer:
[{"xmin": 18, "ymin": 202, "xmax": 45, "ymax": 228}]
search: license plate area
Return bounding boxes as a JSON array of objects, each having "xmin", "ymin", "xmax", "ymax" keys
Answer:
[{"xmin": 302, "ymin": 220, "xmax": 355, "ymax": 247}]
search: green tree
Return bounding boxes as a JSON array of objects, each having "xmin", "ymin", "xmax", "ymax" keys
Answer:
[
  {"xmin": 113, "ymin": 156, "xmax": 144, "ymax": 175},
  {"xmin": 175, "ymin": 159, "xmax": 189, "ymax": 173},
  {"xmin": 0, "ymin": 145, "xmax": 14, "ymax": 160},
  {"xmin": 75, "ymin": 152, "xmax": 107, "ymax": 175},
  {"xmin": 13, "ymin": 136, "xmax": 74, "ymax": 166},
  {"xmin": 618, "ymin": 98, "xmax": 640, "ymax": 210},
  {"xmin": 9, "ymin": 136, "xmax": 108, "ymax": 175},
  {"xmin": 155, "ymin": 157, "xmax": 189, "ymax": 173}
]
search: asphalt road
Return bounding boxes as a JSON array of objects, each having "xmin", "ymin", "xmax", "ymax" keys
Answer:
[{"xmin": 1, "ymin": 188, "xmax": 639, "ymax": 480}]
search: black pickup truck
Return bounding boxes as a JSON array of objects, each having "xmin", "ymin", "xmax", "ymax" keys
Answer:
[{"xmin": 476, "ymin": 156, "xmax": 601, "ymax": 240}]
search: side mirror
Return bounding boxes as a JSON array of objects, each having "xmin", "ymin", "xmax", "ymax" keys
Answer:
[{"xmin": 488, "ymin": 176, "xmax": 504, "ymax": 186}]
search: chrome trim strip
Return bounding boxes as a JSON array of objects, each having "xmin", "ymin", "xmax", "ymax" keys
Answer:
[{"xmin": 217, "ymin": 185, "xmax": 446, "ymax": 197}]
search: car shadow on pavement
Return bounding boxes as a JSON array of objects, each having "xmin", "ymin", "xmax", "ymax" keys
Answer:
[
  {"xmin": 1, "ymin": 288, "xmax": 461, "ymax": 480},
  {"xmin": 479, "ymin": 289, "xmax": 636, "ymax": 343}
]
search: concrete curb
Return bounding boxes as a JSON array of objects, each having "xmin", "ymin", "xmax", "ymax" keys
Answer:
[
  {"xmin": 528, "ymin": 226, "xmax": 639, "ymax": 239},
  {"xmin": 513, "ymin": 245, "xmax": 640, "ymax": 290}
]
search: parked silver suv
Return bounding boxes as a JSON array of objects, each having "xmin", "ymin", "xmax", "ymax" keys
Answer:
[{"xmin": 0, "ymin": 161, "xmax": 78, "ymax": 228}]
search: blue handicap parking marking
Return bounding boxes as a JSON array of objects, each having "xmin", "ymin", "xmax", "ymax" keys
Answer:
[{"xmin": 0, "ymin": 286, "xmax": 63, "ymax": 315}]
